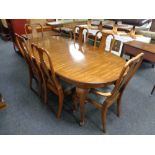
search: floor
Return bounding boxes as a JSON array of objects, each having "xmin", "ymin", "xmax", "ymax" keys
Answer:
[{"xmin": 0, "ymin": 38, "xmax": 155, "ymax": 135}]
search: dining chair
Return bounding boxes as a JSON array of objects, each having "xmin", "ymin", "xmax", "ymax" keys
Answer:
[
  {"xmin": 31, "ymin": 43, "xmax": 75, "ymax": 118},
  {"xmin": 25, "ymin": 23, "xmax": 43, "ymax": 40},
  {"xmin": 128, "ymin": 26, "xmax": 136, "ymax": 39},
  {"xmin": 98, "ymin": 21, "xmax": 103, "ymax": 31},
  {"xmin": 112, "ymin": 21, "xmax": 118, "ymax": 34},
  {"xmin": 60, "ymin": 27, "xmax": 73, "ymax": 38},
  {"xmin": 60, "ymin": 22, "xmax": 76, "ymax": 38},
  {"xmin": 73, "ymin": 26, "xmax": 89, "ymax": 47},
  {"xmin": 15, "ymin": 33, "xmax": 43, "ymax": 97},
  {"xmin": 85, "ymin": 53, "xmax": 144, "ymax": 132},
  {"xmin": 94, "ymin": 31, "xmax": 123, "ymax": 57},
  {"xmin": 94, "ymin": 31, "xmax": 115, "ymax": 53}
]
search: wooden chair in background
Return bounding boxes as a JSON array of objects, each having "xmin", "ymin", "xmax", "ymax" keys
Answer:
[
  {"xmin": 31, "ymin": 43, "xmax": 75, "ymax": 118},
  {"xmin": 73, "ymin": 26, "xmax": 89, "ymax": 47},
  {"xmin": 26, "ymin": 19, "xmax": 53, "ymax": 32},
  {"xmin": 60, "ymin": 22, "xmax": 75, "ymax": 38},
  {"xmin": 94, "ymin": 31, "xmax": 115, "ymax": 53},
  {"xmin": 112, "ymin": 21, "xmax": 118, "ymax": 34},
  {"xmin": 15, "ymin": 34, "xmax": 43, "ymax": 97},
  {"xmin": 85, "ymin": 53, "xmax": 144, "ymax": 132},
  {"xmin": 25, "ymin": 23, "xmax": 44, "ymax": 40}
]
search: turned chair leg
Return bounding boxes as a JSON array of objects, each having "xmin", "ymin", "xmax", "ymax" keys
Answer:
[
  {"xmin": 101, "ymin": 107, "xmax": 108, "ymax": 133},
  {"xmin": 72, "ymin": 93, "xmax": 78, "ymax": 111},
  {"xmin": 38, "ymin": 76, "xmax": 42, "ymax": 98},
  {"xmin": 38, "ymin": 80, "xmax": 42, "ymax": 97},
  {"xmin": 117, "ymin": 94, "xmax": 122, "ymax": 117},
  {"xmin": 28, "ymin": 68, "xmax": 33, "ymax": 89},
  {"xmin": 29, "ymin": 75, "xmax": 33, "ymax": 90},
  {"xmin": 57, "ymin": 94, "xmax": 64, "ymax": 119},
  {"xmin": 13, "ymin": 42, "xmax": 19, "ymax": 53},
  {"xmin": 43, "ymin": 79, "xmax": 48, "ymax": 104},
  {"xmin": 151, "ymin": 85, "xmax": 155, "ymax": 95}
]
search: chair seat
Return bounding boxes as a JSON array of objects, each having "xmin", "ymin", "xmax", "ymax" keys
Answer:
[
  {"xmin": 87, "ymin": 33, "xmax": 101, "ymax": 46},
  {"xmin": 88, "ymin": 38, "xmax": 100, "ymax": 47},
  {"xmin": 47, "ymin": 78, "xmax": 75, "ymax": 94},
  {"xmin": 60, "ymin": 79, "xmax": 75, "ymax": 93},
  {"xmin": 87, "ymin": 85, "xmax": 114, "ymax": 104}
]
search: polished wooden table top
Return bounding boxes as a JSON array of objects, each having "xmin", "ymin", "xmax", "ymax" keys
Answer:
[{"xmin": 30, "ymin": 36, "xmax": 126, "ymax": 88}]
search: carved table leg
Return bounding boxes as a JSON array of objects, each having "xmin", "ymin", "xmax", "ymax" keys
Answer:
[{"xmin": 76, "ymin": 87, "xmax": 89, "ymax": 126}]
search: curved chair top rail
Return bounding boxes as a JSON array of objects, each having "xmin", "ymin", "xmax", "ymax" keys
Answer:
[{"xmin": 25, "ymin": 23, "xmax": 44, "ymax": 40}]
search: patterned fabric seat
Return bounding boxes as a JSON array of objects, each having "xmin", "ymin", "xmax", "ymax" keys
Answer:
[
  {"xmin": 87, "ymin": 85, "xmax": 114, "ymax": 104},
  {"xmin": 60, "ymin": 79, "xmax": 75, "ymax": 93}
]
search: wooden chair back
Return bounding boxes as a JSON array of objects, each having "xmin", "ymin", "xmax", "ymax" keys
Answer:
[
  {"xmin": 94, "ymin": 31, "xmax": 115, "ymax": 52},
  {"xmin": 106, "ymin": 53, "xmax": 144, "ymax": 106},
  {"xmin": 98, "ymin": 21, "xmax": 103, "ymax": 31},
  {"xmin": 15, "ymin": 34, "xmax": 41, "ymax": 80},
  {"xmin": 73, "ymin": 26, "xmax": 89, "ymax": 46},
  {"xmin": 25, "ymin": 23, "xmax": 43, "ymax": 40},
  {"xmin": 14, "ymin": 33, "xmax": 31, "ymax": 60},
  {"xmin": 31, "ymin": 44, "xmax": 62, "ymax": 95},
  {"xmin": 14, "ymin": 33, "xmax": 26, "ymax": 57},
  {"xmin": 112, "ymin": 22, "xmax": 118, "ymax": 34}
]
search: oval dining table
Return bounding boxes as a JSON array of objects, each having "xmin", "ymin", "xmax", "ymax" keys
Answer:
[{"xmin": 28, "ymin": 34, "xmax": 126, "ymax": 126}]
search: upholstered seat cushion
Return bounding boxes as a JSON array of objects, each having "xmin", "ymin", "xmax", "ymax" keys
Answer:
[
  {"xmin": 60, "ymin": 79, "xmax": 75, "ymax": 93},
  {"xmin": 87, "ymin": 33, "xmax": 100, "ymax": 46},
  {"xmin": 87, "ymin": 85, "xmax": 114, "ymax": 104}
]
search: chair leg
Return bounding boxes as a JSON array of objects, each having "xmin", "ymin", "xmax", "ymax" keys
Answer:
[
  {"xmin": 13, "ymin": 42, "xmax": 19, "ymax": 53},
  {"xmin": 29, "ymin": 70, "xmax": 33, "ymax": 90},
  {"xmin": 117, "ymin": 94, "xmax": 122, "ymax": 117},
  {"xmin": 101, "ymin": 107, "xmax": 108, "ymax": 133},
  {"xmin": 57, "ymin": 94, "xmax": 64, "ymax": 119},
  {"xmin": 38, "ymin": 78, "xmax": 42, "ymax": 97},
  {"xmin": 72, "ymin": 93, "xmax": 78, "ymax": 111},
  {"xmin": 43, "ymin": 79, "xmax": 48, "ymax": 104},
  {"xmin": 151, "ymin": 85, "xmax": 155, "ymax": 95}
]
